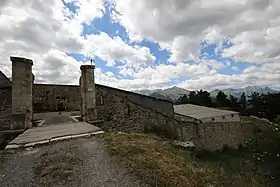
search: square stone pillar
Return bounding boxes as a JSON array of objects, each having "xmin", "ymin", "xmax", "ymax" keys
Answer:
[
  {"xmin": 10, "ymin": 56, "xmax": 33, "ymax": 129},
  {"xmin": 80, "ymin": 65, "xmax": 97, "ymax": 122}
]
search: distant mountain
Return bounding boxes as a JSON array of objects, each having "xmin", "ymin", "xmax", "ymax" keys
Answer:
[
  {"xmin": 135, "ymin": 86, "xmax": 190, "ymax": 102},
  {"xmin": 149, "ymin": 92, "xmax": 173, "ymax": 101},
  {"xmin": 210, "ymin": 86, "xmax": 278, "ymax": 99},
  {"xmin": 135, "ymin": 86, "xmax": 278, "ymax": 102}
]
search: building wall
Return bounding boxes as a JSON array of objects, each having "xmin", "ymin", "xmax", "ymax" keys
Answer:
[
  {"xmin": 174, "ymin": 113, "xmax": 197, "ymax": 122},
  {"xmin": 33, "ymin": 84, "xmax": 81, "ymax": 112},
  {"xmin": 196, "ymin": 122, "xmax": 254, "ymax": 150},
  {"xmin": 0, "ymin": 71, "xmax": 11, "ymax": 87},
  {"xmin": 32, "ymin": 83, "xmax": 174, "ymax": 117},
  {"xmin": 176, "ymin": 120, "xmax": 255, "ymax": 151},
  {"xmin": 200, "ymin": 113, "xmax": 241, "ymax": 123},
  {"xmin": 0, "ymin": 87, "xmax": 12, "ymax": 130}
]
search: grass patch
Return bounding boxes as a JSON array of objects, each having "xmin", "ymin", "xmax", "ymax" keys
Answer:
[
  {"xmin": 33, "ymin": 148, "xmax": 82, "ymax": 186},
  {"xmin": 104, "ymin": 132, "xmax": 276, "ymax": 187}
]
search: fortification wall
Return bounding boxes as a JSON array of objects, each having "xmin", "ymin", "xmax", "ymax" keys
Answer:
[
  {"xmin": 170, "ymin": 120, "xmax": 255, "ymax": 151},
  {"xmin": 33, "ymin": 84, "xmax": 80, "ymax": 112},
  {"xmin": 95, "ymin": 86, "xmax": 184, "ymax": 133},
  {"xmin": 200, "ymin": 113, "xmax": 241, "ymax": 123},
  {"xmin": 197, "ymin": 122, "xmax": 255, "ymax": 151},
  {"xmin": 32, "ymin": 83, "xmax": 174, "ymax": 117},
  {"xmin": 93, "ymin": 86, "xmax": 256, "ymax": 151},
  {"xmin": 0, "ymin": 87, "xmax": 12, "ymax": 130},
  {"xmin": 96, "ymin": 85, "xmax": 174, "ymax": 117}
]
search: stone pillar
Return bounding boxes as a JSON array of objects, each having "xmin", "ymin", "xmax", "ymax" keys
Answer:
[
  {"xmin": 11, "ymin": 56, "xmax": 33, "ymax": 129},
  {"xmin": 80, "ymin": 65, "xmax": 96, "ymax": 122}
]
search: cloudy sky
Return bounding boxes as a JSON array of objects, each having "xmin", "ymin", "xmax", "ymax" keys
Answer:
[{"xmin": 0, "ymin": 0, "xmax": 279, "ymax": 91}]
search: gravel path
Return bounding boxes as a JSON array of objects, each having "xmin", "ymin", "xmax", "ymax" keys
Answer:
[{"xmin": 0, "ymin": 137, "xmax": 146, "ymax": 187}]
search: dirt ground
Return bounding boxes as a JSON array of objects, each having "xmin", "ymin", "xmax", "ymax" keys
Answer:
[{"xmin": 0, "ymin": 136, "xmax": 145, "ymax": 187}]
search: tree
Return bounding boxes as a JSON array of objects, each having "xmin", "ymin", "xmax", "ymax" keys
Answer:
[
  {"xmin": 176, "ymin": 94, "xmax": 188, "ymax": 104},
  {"xmin": 216, "ymin": 91, "xmax": 228, "ymax": 107},
  {"xmin": 259, "ymin": 93, "xmax": 280, "ymax": 121},
  {"xmin": 188, "ymin": 91, "xmax": 197, "ymax": 105},
  {"xmin": 198, "ymin": 90, "xmax": 212, "ymax": 107},
  {"xmin": 176, "ymin": 90, "xmax": 212, "ymax": 107},
  {"xmin": 229, "ymin": 94, "xmax": 239, "ymax": 111},
  {"xmin": 239, "ymin": 92, "xmax": 247, "ymax": 109},
  {"xmin": 247, "ymin": 92, "xmax": 262, "ymax": 116}
]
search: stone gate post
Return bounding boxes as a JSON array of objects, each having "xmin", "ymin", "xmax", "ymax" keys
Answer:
[
  {"xmin": 10, "ymin": 56, "xmax": 33, "ymax": 129},
  {"xmin": 80, "ymin": 65, "xmax": 97, "ymax": 122}
]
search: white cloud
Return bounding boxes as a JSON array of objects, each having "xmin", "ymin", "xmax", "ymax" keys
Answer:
[
  {"xmin": 111, "ymin": 0, "xmax": 280, "ymax": 63},
  {"xmin": 119, "ymin": 62, "xmax": 217, "ymax": 84},
  {"xmin": 0, "ymin": 0, "xmax": 155, "ymax": 85},
  {"xmin": 83, "ymin": 32, "xmax": 156, "ymax": 66},
  {"xmin": 178, "ymin": 62, "xmax": 280, "ymax": 90},
  {"xmin": 1, "ymin": 0, "xmax": 279, "ymax": 92}
]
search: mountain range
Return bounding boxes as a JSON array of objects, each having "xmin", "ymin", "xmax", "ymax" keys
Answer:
[{"xmin": 134, "ymin": 86, "xmax": 279, "ymax": 102}]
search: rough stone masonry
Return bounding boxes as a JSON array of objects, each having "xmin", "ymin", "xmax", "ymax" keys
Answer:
[
  {"xmin": 80, "ymin": 65, "xmax": 97, "ymax": 122},
  {"xmin": 10, "ymin": 57, "xmax": 34, "ymax": 130}
]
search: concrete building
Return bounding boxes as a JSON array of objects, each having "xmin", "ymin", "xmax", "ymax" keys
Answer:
[{"xmin": 174, "ymin": 104, "xmax": 240, "ymax": 123}]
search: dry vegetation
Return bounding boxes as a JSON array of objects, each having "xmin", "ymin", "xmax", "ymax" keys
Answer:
[
  {"xmin": 32, "ymin": 148, "xmax": 82, "ymax": 186},
  {"xmin": 104, "ymin": 123, "xmax": 280, "ymax": 187}
]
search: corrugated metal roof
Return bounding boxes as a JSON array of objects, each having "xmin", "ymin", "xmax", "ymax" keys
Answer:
[{"xmin": 174, "ymin": 104, "xmax": 239, "ymax": 120}]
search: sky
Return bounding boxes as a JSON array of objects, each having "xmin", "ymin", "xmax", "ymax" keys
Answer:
[{"xmin": 0, "ymin": 0, "xmax": 279, "ymax": 91}]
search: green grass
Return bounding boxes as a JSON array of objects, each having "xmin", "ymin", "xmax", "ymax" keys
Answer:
[{"xmin": 104, "ymin": 129, "xmax": 279, "ymax": 187}]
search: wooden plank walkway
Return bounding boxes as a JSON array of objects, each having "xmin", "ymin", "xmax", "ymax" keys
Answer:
[{"xmin": 5, "ymin": 113, "xmax": 104, "ymax": 149}]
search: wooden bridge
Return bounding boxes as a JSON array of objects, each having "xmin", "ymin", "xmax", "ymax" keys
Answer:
[{"xmin": 5, "ymin": 112, "xmax": 104, "ymax": 149}]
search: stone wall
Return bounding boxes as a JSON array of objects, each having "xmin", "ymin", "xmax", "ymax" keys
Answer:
[
  {"xmin": 177, "ymin": 121, "xmax": 255, "ymax": 151},
  {"xmin": 0, "ymin": 87, "xmax": 12, "ymax": 130},
  {"xmin": 0, "ymin": 72, "xmax": 12, "ymax": 130},
  {"xmin": 174, "ymin": 113, "xmax": 198, "ymax": 122},
  {"xmin": 196, "ymin": 122, "xmax": 255, "ymax": 151},
  {"xmin": 33, "ymin": 84, "xmax": 81, "ymax": 112},
  {"xmin": 32, "ymin": 83, "xmax": 174, "ymax": 117},
  {"xmin": 0, "ymin": 71, "xmax": 11, "ymax": 87},
  {"xmin": 95, "ymin": 86, "xmax": 255, "ymax": 151},
  {"xmin": 95, "ymin": 86, "xmax": 188, "ymax": 133},
  {"xmin": 96, "ymin": 84, "xmax": 174, "ymax": 117},
  {"xmin": 200, "ymin": 113, "xmax": 241, "ymax": 123}
]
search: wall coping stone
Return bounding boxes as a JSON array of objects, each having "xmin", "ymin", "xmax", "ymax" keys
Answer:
[
  {"xmin": 80, "ymin": 65, "xmax": 95, "ymax": 70},
  {"xmin": 10, "ymin": 56, "xmax": 33, "ymax": 65}
]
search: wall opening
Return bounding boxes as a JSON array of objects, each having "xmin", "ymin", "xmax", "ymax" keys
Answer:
[{"xmin": 56, "ymin": 96, "xmax": 66, "ymax": 111}]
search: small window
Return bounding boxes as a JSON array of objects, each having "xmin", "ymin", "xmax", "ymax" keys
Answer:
[
  {"xmin": 231, "ymin": 114, "xmax": 234, "ymax": 117},
  {"xmin": 212, "ymin": 118, "xmax": 215, "ymax": 121},
  {"xmin": 222, "ymin": 116, "xmax": 225, "ymax": 119}
]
